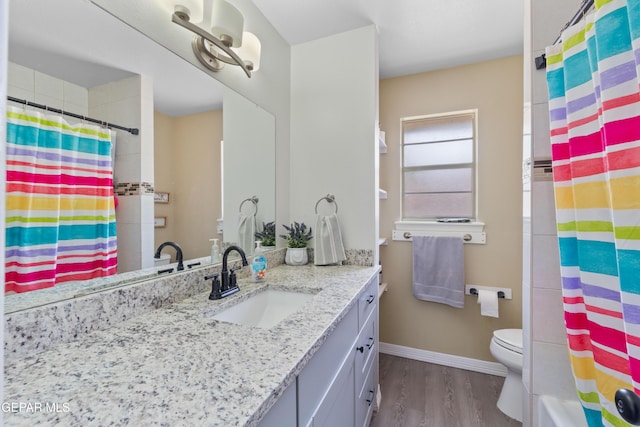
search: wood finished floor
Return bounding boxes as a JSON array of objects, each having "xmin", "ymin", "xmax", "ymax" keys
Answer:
[{"xmin": 369, "ymin": 354, "xmax": 522, "ymax": 427}]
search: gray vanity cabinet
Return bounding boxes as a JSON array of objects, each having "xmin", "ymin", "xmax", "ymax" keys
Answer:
[
  {"xmin": 298, "ymin": 275, "xmax": 379, "ymax": 427},
  {"xmin": 354, "ymin": 278, "xmax": 379, "ymax": 427},
  {"xmin": 258, "ymin": 380, "xmax": 297, "ymax": 427},
  {"xmin": 260, "ymin": 274, "xmax": 379, "ymax": 427}
]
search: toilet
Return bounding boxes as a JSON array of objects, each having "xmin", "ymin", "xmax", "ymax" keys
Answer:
[
  {"xmin": 490, "ymin": 328, "xmax": 523, "ymax": 422},
  {"xmin": 154, "ymin": 253, "xmax": 171, "ymax": 267}
]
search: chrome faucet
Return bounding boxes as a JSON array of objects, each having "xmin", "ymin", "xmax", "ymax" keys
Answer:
[
  {"xmin": 205, "ymin": 245, "xmax": 248, "ymax": 300},
  {"xmin": 154, "ymin": 241, "xmax": 184, "ymax": 271}
]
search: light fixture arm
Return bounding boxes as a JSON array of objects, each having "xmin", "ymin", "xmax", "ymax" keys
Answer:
[{"xmin": 171, "ymin": 12, "xmax": 251, "ymax": 78}]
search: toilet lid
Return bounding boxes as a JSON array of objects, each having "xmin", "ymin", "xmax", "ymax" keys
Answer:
[{"xmin": 493, "ymin": 329, "xmax": 522, "ymax": 354}]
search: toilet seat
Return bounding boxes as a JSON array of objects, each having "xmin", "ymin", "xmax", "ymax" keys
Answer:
[{"xmin": 493, "ymin": 329, "xmax": 523, "ymax": 354}]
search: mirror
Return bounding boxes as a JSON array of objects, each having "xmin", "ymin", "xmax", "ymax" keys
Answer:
[
  {"xmin": 222, "ymin": 88, "xmax": 276, "ymax": 256},
  {"xmin": 5, "ymin": 0, "xmax": 275, "ymax": 312}
]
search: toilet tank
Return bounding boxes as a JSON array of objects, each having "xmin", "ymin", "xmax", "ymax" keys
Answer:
[{"xmin": 154, "ymin": 253, "xmax": 171, "ymax": 266}]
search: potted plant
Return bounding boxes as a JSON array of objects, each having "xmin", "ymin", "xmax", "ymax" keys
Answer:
[
  {"xmin": 280, "ymin": 222, "xmax": 313, "ymax": 265},
  {"xmin": 255, "ymin": 221, "xmax": 276, "ymax": 250}
]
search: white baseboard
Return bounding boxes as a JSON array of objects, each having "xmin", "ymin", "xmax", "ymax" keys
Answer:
[{"xmin": 379, "ymin": 342, "xmax": 508, "ymax": 377}]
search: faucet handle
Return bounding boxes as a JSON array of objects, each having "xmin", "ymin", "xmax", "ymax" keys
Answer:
[
  {"xmin": 205, "ymin": 274, "xmax": 221, "ymax": 300},
  {"xmin": 229, "ymin": 265, "xmax": 242, "ymax": 287}
]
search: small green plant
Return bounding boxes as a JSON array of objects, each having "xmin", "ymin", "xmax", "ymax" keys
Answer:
[
  {"xmin": 280, "ymin": 222, "xmax": 313, "ymax": 248},
  {"xmin": 255, "ymin": 221, "xmax": 276, "ymax": 246}
]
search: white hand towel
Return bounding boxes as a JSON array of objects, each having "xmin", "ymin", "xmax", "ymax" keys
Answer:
[
  {"xmin": 237, "ymin": 213, "xmax": 256, "ymax": 256},
  {"xmin": 412, "ymin": 235, "xmax": 464, "ymax": 308},
  {"xmin": 314, "ymin": 213, "xmax": 346, "ymax": 265}
]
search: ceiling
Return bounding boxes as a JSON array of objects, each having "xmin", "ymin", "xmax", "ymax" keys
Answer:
[{"xmin": 8, "ymin": 0, "xmax": 524, "ymax": 117}]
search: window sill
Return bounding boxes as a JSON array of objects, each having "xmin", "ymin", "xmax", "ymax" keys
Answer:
[{"xmin": 393, "ymin": 220, "xmax": 486, "ymax": 244}]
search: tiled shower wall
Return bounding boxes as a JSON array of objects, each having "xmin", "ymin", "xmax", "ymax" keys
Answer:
[
  {"xmin": 523, "ymin": 1, "xmax": 585, "ymax": 426},
  {"xmin": 6, "ymin": 63, "xmax": 154, "ymax": 273}
]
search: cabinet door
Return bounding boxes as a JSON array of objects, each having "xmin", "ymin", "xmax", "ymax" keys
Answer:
[
  {"xmin": 258, "ymin": 380, "xmax": 296, "ymax": 427},
  {"xmin": 311, "ymin": 352, "xmax": 356, "ymax": 427},
  {"xmin": 298, "ymin": 306, "xmax": 358, "ymax": 424}
]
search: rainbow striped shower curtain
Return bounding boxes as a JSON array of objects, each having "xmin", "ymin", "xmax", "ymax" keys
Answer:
[
  {"xmin": 546, "ymin": 0, "xmax": 640, "ymax": 425},
  {"xmin": 5, "ymin": 106, "xmax": 117, "ymax": 293}
]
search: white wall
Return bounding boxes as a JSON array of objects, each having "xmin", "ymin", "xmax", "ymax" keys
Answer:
[
  {"xmin": 290, "ymin": 25, "xmax": 378, "ymax": 255},
  {"xmin": 523, "ymin": 0, "xmax": 581, "ymax": 425},
  {"xmin": 223, "ymin": 87, "xmax": 276, "ymax": 253}
]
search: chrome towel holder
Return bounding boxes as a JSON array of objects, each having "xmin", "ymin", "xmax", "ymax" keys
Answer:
[
  {"xmin": 239, "ymin": 196, "xmax": 259, "ymax": 215},
  {"xmin": 315, "ymin": 194, "xmax": 339, "ymax": 214}
]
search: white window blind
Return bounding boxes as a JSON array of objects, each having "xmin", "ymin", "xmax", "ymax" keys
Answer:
[{"xmin": 401, "ymin": 111, "xmax": 477, "ymax": 220}]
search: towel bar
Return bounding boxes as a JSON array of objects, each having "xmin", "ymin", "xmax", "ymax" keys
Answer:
[
  {"xmin": 393, "ymin": 229, "xmax": 486, "ymax": 244},
  {"xmin": 402, "ymin": 231, "xmax": 472, "ymax": 242},
  {"xmin": 315, "ymin": 194, "xmax": 338, "ymax": 214}
]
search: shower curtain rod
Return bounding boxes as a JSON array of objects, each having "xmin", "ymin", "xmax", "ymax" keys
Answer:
[
  {"xmin": 534, "ymin": 0, "xmax": 595, "ymax": 70},
  {"xmin": 7, "ymin": 96, "xmax": 139, "ymax": 135}
]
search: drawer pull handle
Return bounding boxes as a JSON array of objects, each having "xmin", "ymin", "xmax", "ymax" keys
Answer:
[
  {"xmin": 366, "ymin": 295, "xmax": 375, "ymax": 304},
  {"xmin": 356, "ymin": 346, "xmax": 364, "ymax": 353},
  {"xmin": 366, "ymin": 337, "xmax": 375, "ymax": 350},
  {"xmin": 366, "ymin": 389, "xmax": 375, "ymax": 406}
]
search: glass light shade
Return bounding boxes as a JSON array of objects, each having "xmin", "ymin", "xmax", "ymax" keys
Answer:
[
  {"xmin": 210, "ymin": 0, "xmax": 244, "ymax": 48},
  {"xmin": 234, "ymin": 32, "xmax": 261, "ymax": 71},
  {"xmin": 161, "ymin": 0, "xmax": 204, "ymax": 23}
]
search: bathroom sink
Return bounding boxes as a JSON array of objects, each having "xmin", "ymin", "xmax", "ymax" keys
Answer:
[{"xmin": 206, "ymin": 289, "xmax": 314, "ymax": 329}]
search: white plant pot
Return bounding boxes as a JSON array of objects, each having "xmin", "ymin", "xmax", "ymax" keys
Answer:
[{"xmin": 285, "ymin": 247, "xmax": 308, "ymax": 265}]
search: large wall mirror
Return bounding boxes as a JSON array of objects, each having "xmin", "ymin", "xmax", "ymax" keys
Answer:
[{"xmin": 5, "ymin": 0, "xmax": 275, "ymax": 312}]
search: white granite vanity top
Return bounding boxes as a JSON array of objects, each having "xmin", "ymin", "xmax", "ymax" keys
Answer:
[{"xmin": 4, "ymin": 264, "xmax": 379, "ymax": 426}]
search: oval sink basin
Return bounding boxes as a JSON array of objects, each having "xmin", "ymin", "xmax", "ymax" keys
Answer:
[{"xmin": 206, "ymin": 289, "xmax": 314, "ymax": 329}]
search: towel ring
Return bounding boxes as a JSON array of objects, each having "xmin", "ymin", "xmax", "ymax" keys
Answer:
[
  {"xmin": 315, "ymin": 194, "xmax": 338, "ymax": 214},
  {"xmin": 239, "ymin": 196, "xmax": 259, "ymax": 215}
]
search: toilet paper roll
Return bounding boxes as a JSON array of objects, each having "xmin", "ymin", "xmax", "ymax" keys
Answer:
[{"xmin": 477, "ymin": 289, "xmax": 499, "ymax": 318}]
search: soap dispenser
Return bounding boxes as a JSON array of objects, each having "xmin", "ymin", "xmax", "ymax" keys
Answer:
[
  {"xmin": 209, "ymin": 238, "xmax": 221, "ymax": 263},
  {"xmin": 251, "ymin": 241, "xmax": 267, "ymax": 282}
]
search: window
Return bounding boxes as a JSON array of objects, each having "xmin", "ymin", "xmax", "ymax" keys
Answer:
[{"xmin": 401, "ymin": 110, "xmax": 477, "ymax": 221}]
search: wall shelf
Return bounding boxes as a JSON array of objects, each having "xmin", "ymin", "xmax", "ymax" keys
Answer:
[{"xmin": 379, "ymin": 282, "xmax": 388, "ymax": 295}]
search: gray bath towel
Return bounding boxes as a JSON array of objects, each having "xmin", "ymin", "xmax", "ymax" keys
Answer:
[
  {"xmin": 412, "ymin": 235, "xmax": 464, "ymax": 308},
  {"xmin": 314, "ymin": 213, "xmax": 346, "ymax": 265}
]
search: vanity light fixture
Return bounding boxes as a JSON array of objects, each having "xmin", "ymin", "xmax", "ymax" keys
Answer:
[{"xmin": 168, "ymin": 0, "xmax": 261, "ymax": 77}]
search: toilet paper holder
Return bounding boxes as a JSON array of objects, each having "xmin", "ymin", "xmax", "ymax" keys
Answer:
[{"xmin": 465, "ymin": 285, "xmax": 512, "ymax": 300}]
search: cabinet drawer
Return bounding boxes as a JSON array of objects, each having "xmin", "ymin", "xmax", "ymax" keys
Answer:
[
  {"xmin": 357, "ymin": 276, "xmax": 378, "ymax": 329},
  {"xmin": 355, "ymin": 311, "xmax": 377, "ymax": 395},
  {"xmin": 356, "ymin": 357, "xmax": 378, "ymax": 427}
]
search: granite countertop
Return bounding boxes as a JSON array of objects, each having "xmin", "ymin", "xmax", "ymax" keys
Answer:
[
  {"xmin": 4, "ymin": 264, "xmax": 379, "ymax": 426},
  {"xmin": 4, "ymin": 256, "xmax": 215, "ymax": 314}
]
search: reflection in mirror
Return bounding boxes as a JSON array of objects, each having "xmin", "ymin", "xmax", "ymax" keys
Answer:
[
  {"xmin": 223, "ymin": 88, "xmax": 276, "ymax": 256},
  {"xmin": 154, "ymin": 88, "xmax": 275, "ymax": 261},
  {"xmin": 5, "ymin": 0, "xmax": 275, "ymax": 313}
]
